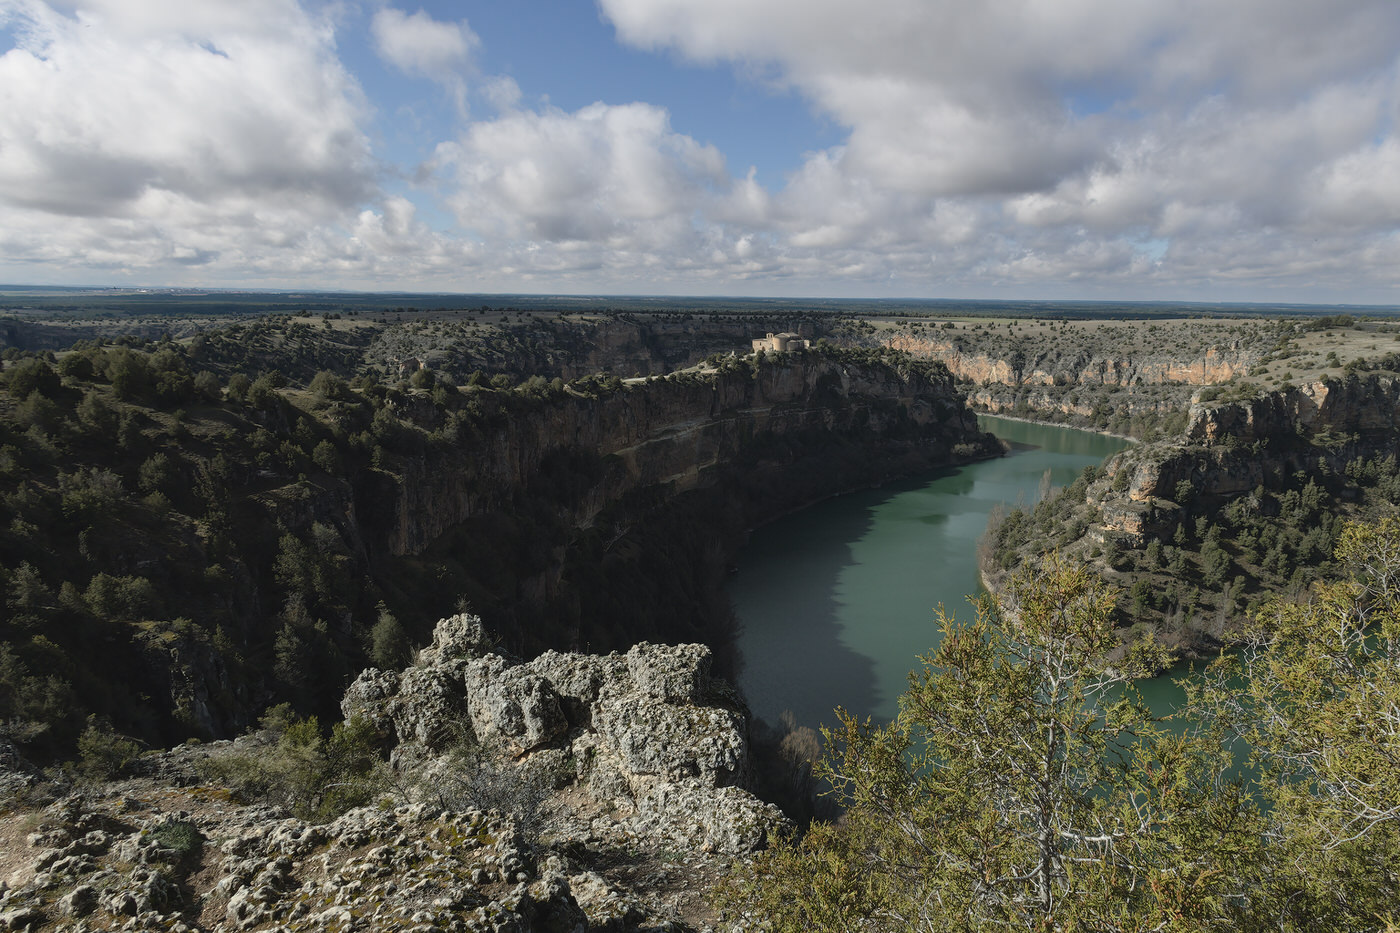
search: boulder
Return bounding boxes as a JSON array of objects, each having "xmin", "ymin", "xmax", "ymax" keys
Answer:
[
  {"xmin": 389, "ymin": 666, "xmax": 473, "ymax": 750},
  {"xmin": 625, "ymin": 642, "xmax": 711, "ymax": 702},
  {"xmin": 593, "ymin": 700, "xmax": 745, "ymax": 785},
  {"xmin": 339, "ymin": 667, "xmax": 401, "ymax": 727},
  {"xmin": 417, "ymin": 612, "xmax": 491, "ymax": 665},
  {"xmin": 464, "ymin": 655, "xmax": 568, "ymax": 751}
]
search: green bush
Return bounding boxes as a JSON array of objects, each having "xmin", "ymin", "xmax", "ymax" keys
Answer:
[
  {"xmin": 76, "ymin": 717, "xmax": 142, "ymax": 779},
  {"xmin": 149, "ymin": 820, "xmax": 203, "ymax": 864},
  {"xmin": 3, "ymin": 358, "xmax": 61, "ymax": 399},
  {"xmin": 200, "ymin": 706, "xmax": 388, "ymax": 821}
]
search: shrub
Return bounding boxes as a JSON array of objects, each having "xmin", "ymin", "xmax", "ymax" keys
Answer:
[
  {"xmin": 149, "ymin": 820, "xmax": 203, "ymax": 865},
  {"xmin": 200, "ymin": 706, "xmax": 388, "ymax": 821},
  {"xmin": 3, "ymin": 358, "xmax": 61, "ymax": 398},
  {"xmin": 76, "ymin": 717, "xmax": 143, "ymax": 779}
]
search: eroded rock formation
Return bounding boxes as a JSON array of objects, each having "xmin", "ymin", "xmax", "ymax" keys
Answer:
[
  {"xmin": 0, "ymin": 613, "xmax": 790, "ymax": 931},
  {"xmin": 1087, "ymin": 374, "xmax": 1400, "ymax": 546},
  {"xmin": 343, "ymin": 613, "xmax": 788, "ymax": 858}
]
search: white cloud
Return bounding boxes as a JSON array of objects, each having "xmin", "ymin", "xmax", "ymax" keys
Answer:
[
  {"xmin": 371, "ymin": 7, "xmax": 477, "ymax": 80},
  {"xmin": 592, "ymin": 0, "xmax": 1400, "ymax": 298},
  {"xmin": 0, "ymin": 0, "xmax": 375, "ymax": 271},
  {"xmin": 1, "ymin": 0, "xmax": 1398, "ymax": 298},
  {"xmin": 440, "ymin": 101, "xmax": 727, "ymax": 249}
]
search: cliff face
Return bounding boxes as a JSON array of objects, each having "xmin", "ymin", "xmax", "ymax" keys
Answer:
[
  {"xmin": 383, "ymin": 352, "xmax": 988, "ymax": 558},
  {"xmin": 355, "ymin": 351, "xmax": 999, "ymax": 661},
  {"xmin": 1091, "ymin": 375, "xmax": 1400, "ymax": 543},
  {"xmin": 965, "ymin": 385, "xmax": 1186, "ymax": 422},
  {"xmin": 884, "ymin": 334, "xmax": 1258, "ymax": 388},
  {"xmin": 1185, "ymin": 377, "xmax": 1400, "ymax": 445},
  {"xmin": 97, "ymin": 349, "xmax": 994, "ymax": 741}
]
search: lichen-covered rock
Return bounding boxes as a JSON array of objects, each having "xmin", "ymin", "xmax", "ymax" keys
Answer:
[
  {"xmin": 388, "ymin": 665, "xmax": 474, "ymax": 749},
  {"xmin": 625, "ymin": 642, "xmax": 711, "ymax": 702},
  {"xmin": 57, "ymin": 883, "xmax": 97, "ymax": 917},
  {"xmin": 464, "ymin": 655, "xmax": 568, "ymax": 751},
  {"xmin": 418, "ymin": 611, "xmax": 491, "ymax": 664},
  {"xmin": 339, "ymin": 666, "xmax": 401, "ymax": 726},
  {"xmin": 0, "ymin": 907, "xmax": 44, "ymax": 931},
  {"xmin": 594, "ymin": 699, "xmax": 745, "ymax": 784},
  {"xmin": 526, "ymin": 650, "xmax": 622, "ymax": 725},
  {"xmin": 635, "ymin": 783, "xmax": 788, "ymax": 855}
]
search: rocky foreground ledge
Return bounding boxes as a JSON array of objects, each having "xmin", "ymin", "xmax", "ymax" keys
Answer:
[{"xmin": 0, "ymin": 615, "xmax": 787, "ymax": 932}]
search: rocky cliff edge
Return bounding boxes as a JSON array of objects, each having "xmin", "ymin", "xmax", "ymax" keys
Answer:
[
  {"xmin": 342, "ymin": 612, "xmax": 787, "ymax": 859},
  {"xmin": 0, "ymin": 613, "xmax": 787, "ymax": 932}
]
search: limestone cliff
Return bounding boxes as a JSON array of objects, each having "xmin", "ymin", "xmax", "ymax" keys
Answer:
[
  {"xmin": 349, "ymin": 348, "xmax": 999, "ymax": 660},
  {"xmin": 884, "ymin": 333, "xmax": 1261, "ymax": 388},
  {"xmin": 1101, "ymin": 374, "xmax": 1400, "ymax": 531},
  {"xmin": 879, "ymin": 326, "xmax": 1267, "ymax": 436},
  {"xmin": 381, "ymin": 349, "xmax": 991, "ymax": 558}
]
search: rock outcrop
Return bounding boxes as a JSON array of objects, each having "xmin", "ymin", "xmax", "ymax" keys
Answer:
[
  {"xmin": 343, "ymin": 613, "xmax": 788, "ymax": 858},
  {"xmin": 0, "ymin": 613, "xmax": 790, "ymax": 931},
  {"xmin": 884, "ymin": 333, "xmax": 1261, "ymax": 390},
  {"xmin": 1082, "ymin": 374, "xmax": 1400, "ymax": 547}
]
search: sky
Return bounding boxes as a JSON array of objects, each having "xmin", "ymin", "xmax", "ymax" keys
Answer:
[{"xmin": 0, "ymin": 1, "xmax": 1398, "ymax": 303}]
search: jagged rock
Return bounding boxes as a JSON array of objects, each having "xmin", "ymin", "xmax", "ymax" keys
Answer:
[
  {"xmin": 634, "ymin": 784, "xmax": 787, "ymax": 855},
  {"xmin": 389, "ymin": 666, "xmax": 474, "ymax": 750},
  {"xmin": 57, "ymin": 883, "xmax": 97, "ymax": 917},
  {"xmin": 339, "ymin": 666, "xmax": 401, "ymax": 727},
  {"xmin": 351, "ymin": 612, "xmax": 791, "ymax": 861},
  {"xmin": 512, "ymin": 872, "xmax": 589, "ymax": 933},
  {"xmin": 568, "ymin": 870, "xmax": 647, "ymax": 930},
  {"xmin": 625, "ymin": 642, "xmax": 710, "ymax": 702},
  {"xmin": 0, "ymin": 907, "xmax": 43, "ymax": 931},
  {"xmin": 418, "ymin": 611, "xmax": 491, "ymax": 664},
  {"xmin": 594, "ymin": 700, "xmax": 745, "ymax": 784},
  {"xmin": 464, "ymin": 655, "xmax": 568, "ymax": 751},
  {"xmin": 526, "ymin": 650, "xmax": 621, "ymax": 725}
]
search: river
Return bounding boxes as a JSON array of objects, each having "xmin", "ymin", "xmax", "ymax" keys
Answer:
[{"xmin": 728, "ymin": 414, "xmax": 1138, "ymax": 732}]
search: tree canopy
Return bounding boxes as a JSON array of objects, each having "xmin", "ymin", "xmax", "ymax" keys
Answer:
[{"xmin": 727, "ymin": 531, "xmax": 1400, "ymax": 931}]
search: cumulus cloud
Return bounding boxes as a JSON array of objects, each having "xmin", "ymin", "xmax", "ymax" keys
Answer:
[
  {"xmin": 371, "ymin": 7, "xmax": 477, "ymax": 80},
  {"xmin": 598, "ymin": 0, "xmax": 1400, "ymax": 296},
  {"xmin": 2, "ymin": 0, "xmax": 1398, "ymax": 297},
  {"xmin": 0, "ymin": 0, "xmax": 377, "ymax": 275},
  {"xmin": 439, "ymin": 101, "xmax": 727, "ymax": 252}
]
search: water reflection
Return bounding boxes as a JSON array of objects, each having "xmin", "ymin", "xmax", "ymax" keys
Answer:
[{"xmin": 730, "ymin": 416, "xmax": 1131, "ymax": 732}]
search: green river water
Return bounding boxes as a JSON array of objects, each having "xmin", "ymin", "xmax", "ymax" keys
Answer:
[{"xmin": 728, "ymin": 415, "xmax": 1170, "ymax": 732}]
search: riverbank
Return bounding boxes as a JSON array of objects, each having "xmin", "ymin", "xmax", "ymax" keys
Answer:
[
  {"xmin": 973, "ymin": 407, "xmax": 1141, "ymax": 444},
  {"xmin": 729, "ymin": 416, "xmax": 1129, "ymax": 731}
]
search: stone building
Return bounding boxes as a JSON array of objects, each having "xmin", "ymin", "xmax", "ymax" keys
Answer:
[{"xmin": 751, "ymin": 332, "xmax": 810, "ymax": 353}]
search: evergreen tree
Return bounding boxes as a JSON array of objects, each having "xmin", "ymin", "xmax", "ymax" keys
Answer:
[
  {"xmin": 727, "ymin": 556, "xmax": 1252, "ymax": 931},
  {"xmin": 369, "ymin": 602, "xmax": 412, "ymax": 671}
]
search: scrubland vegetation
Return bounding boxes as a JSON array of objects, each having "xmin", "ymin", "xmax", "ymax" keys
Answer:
[
  {"xmin": 4, "ymin": 294, "xmax": 1400, "ymax": 928},
  {"xmin": 727, "ymin": 521, "xmax": 1400, "ymax": 931}
]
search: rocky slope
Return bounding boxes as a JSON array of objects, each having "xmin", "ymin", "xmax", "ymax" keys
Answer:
[
  {"xmin": 1094, "ymin": 374, "xmax": 1400, "ymax": 544},
  {"xmin": 980, "ymin": 371, "xmax": 1400, "ymax": 651},
  {"xmin": 872, "ymin": 320, "xmax": 1285, "ymax": 437},
  {"xmin": 0, "ymin": 613, "xmax": 784, "ymax": 931}
]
